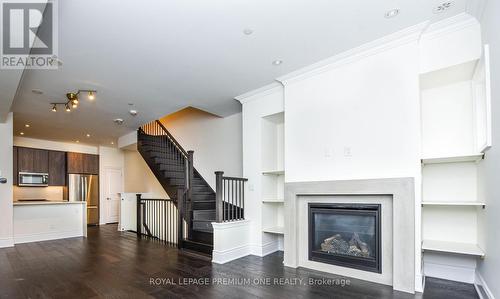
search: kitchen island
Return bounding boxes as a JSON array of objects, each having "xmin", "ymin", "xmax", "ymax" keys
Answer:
[{"xmin": 13, "ymin": 201, "xmax": 87, "ymax": 244}]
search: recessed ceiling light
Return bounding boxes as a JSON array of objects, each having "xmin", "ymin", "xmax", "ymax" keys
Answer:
[
  {"xmin": 86, "ymin": 133, "xmax": 91, "ymax": 138},
  {"xmin": 111, "ymin": 141, "xmax": 114, "ymax": 145},
  {"xmin": 114, "ymin": 118, "xmax": 124, "ymax": 125},
  {"xmin": 20, "ymin": 132, "xmax": 24, "ymax": 135},
  {"xmin": 25, "ymin": 124, "xmax": 30, "ymax": 128},
  {"xmin": 76, "ymin": 140, "xmax": 80, "ymax": 143},
  {"xmin": 433, "ymin": 1, "xmax": 453, "ymax": 13},
  {"xmin": 384, "ymin": 8, "xmax": 399, "ymax": 18},
  {"xmin": 31, "ymin": 89, "xmax": 43, "ymax": 95},
  {"xmin": 243, "ymin": 28, "xmax": 253, "ymax": 35},
  {"xmin": 129, "ymin": 110, "xmax": 138, "ymax": 116},
  {"xmin": 272, "ymin": 60, "xmax": 283, "ymax": 66}
]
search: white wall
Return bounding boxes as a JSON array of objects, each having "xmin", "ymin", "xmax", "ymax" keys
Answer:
[
  {"xmin": 123, "ymin": 150, "xmax": 168, "ymax": 198},
  {"xmin": 283, "ymin": 40, "xmax": 423, "ymax": 290},
  {"xmin": 477, "ymin": 1, "xmax": 500, "ymax": 298},
  {"xmin": 284, "ymin": 41, "xmax": 421, "ymax": 183},
  {"xmin": 419, "ymin": 14, "xmax": 482, "ymax": 74},
  {"xmin": 0, "ymin": 113, "xmax": 14, "ymax": 248},
  {"xmin": 160, "ymin": 107, "xmax": 242, "ymax": 189},
  {"xmin": 14, "ymin": 137, "xmax": 98, "ymax": 154},
  {"xmin": 421, "ymin": 81, "xmax": 475, "ymax": 157}
]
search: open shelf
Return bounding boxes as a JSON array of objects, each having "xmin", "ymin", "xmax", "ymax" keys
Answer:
[
  {"xmin": 262, "ymin": 226, "xmax": 284, "ymax": 235},
  {"xmin": 421, "ymin": 154, "xmax": 484, "ymax": 164},
  {"xmin": 422, "ymin": 201, "xmax": 485, "ymax": 208},
  {"xmin": 422, "ymin": 240, "xmax": 485, "ymax": 257},
  {"xmin": 262, "ymin": 199, "xmax": 284, "ymax": 203},
  {"xmin": 262, "ymin": 170, "xmax": 284, "ymax": 175}
]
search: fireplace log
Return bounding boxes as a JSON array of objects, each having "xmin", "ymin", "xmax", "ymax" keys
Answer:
[{"xmin": 349, "ymin": 232, "xmax": 370, "ymax": 256}]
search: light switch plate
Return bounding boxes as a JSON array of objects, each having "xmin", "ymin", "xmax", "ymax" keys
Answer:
[{"xmin": 344, "ymin": 147, "xmax": 352, "ymax": 157}]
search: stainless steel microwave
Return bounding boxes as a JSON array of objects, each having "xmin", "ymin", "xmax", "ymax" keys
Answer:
[{"xmin": 18, "ymin": 172, "xmax": 49, "ymax": 187}]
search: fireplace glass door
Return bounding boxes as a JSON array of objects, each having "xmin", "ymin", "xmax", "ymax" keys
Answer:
[{"xmin": 308, "ymin": 203, "xmax": 381, "ymax": 273}]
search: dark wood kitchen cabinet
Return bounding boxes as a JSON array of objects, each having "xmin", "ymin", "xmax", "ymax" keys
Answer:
[
  {"xmin": 83, "ymin": 154, "xmax": 99, "ymax": 174},
  {"xmin": 67, "ymin": 152, "xmax": 99, "ymax": 174},
  {"xmin": 48, "ymin": 151, "xmax": 66, "ymax": 186},
  {"xmin": 17, "ymin": 147, "xmax": 49, "ymax": 173}
]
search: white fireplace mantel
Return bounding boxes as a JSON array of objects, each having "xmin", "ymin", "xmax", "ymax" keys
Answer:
[{"xmin": 284, "ymin": 177, "xmax": 416, "ymax": 294}]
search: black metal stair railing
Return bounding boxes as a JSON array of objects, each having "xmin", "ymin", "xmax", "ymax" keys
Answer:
[{"xmin": 136, "ymin": 194, "xmax": 180, "ymax": 245}]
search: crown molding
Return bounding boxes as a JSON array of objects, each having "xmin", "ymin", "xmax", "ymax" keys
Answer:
[
  {"xmin": 235, "ymin": 82, "xmax": 283, "ymax": 104},
  {"xmin": 465, "ymin": 0, "xmax": 487, "ymax": 22},
  {"xmin": 237, "ymin": 13, "xmax": 480, "ymax": 98},
  {"xmin": 420, "ymin": 13, "xmax": 479, "ymax": 41},
  {"xmin": 276, "ymin": 21, "xmax": 428, "ymax": 86}
]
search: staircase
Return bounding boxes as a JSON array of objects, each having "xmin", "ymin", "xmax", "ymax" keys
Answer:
[{"xmin": 137, "ymin": 120, "xmax": 247, "ymax": 256}]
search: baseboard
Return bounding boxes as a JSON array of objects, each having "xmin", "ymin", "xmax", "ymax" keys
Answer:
[
  {"xmin": 0, "ymin": 237, "xmax": 14, "ymax": 248},
  {"xmin": 249, "ymin": 240, "xmax": 280, "ymax": 257},
  {"xmin": 212, "ymin": 244, "xmax": 251, "ymax": 264},
  {"xmin": 415, "ymin": 273, "xmax": 424, "ymax": 293},
  {"xmin": 475, "ymin": 271, "xmax": 496, "ymax": 299},
  {"xmin": 14, "ymin": 229, "xmax": 84, "ymax": 244},
  {"xmin": 424, "ymin": 262, "xmax": 476, "ymax": 283}
]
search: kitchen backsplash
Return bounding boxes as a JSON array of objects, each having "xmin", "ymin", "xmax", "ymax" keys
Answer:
[{"xmin": 14, "ymin": 186, "xmax": 65, "ymax": 202}]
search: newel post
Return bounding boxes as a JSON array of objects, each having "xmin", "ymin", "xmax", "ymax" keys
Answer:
[
  {"xmin": 136, "ymin": 194, "xmax": 142, "ymax": 237},
  {"xmin": 215, "ymin": 171, "xmax": 224, "ymax": 222}
]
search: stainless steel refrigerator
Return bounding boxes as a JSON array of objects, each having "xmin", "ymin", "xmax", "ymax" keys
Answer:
[{"xmin": 68, "ymin": 174, "xmax": 99, "ymax": 225}]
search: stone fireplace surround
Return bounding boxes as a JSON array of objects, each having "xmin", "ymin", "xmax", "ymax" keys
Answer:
[{"xmin": 284, "ymin": 178, "xmax": 415, "ymax": 294}]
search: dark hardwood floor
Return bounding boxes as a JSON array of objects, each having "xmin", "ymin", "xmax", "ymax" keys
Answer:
[{"xmin": 0, "ymin": 225, "xmax": 478, "ymax": 299}]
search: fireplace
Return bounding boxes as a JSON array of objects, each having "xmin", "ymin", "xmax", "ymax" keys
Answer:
[{"xmin": 308, "ymin": 203, "xmax": 381, "ymax": 273}]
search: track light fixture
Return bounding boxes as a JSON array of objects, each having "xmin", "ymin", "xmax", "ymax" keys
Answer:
[{"xmin": 50, "ymin": 89, "xmax": 97, "ymax": 112}]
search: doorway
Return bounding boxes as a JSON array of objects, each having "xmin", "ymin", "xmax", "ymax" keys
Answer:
[{"xmin": 103, "ymin": 167, "xmax": 123, "ymax": 224}]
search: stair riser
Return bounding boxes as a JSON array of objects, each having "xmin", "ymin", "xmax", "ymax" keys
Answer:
[
  {"xmin": 192, "ymin": 185, "xmax": 213, "ymax": 193},
  {"xmin": 193, "ymin": 210, "xmax": 216, "ymax": 221},
  {"xmin": 182, "ymin": 240, "xmax": 213, "ymax": 255},
  {"xmin": 192, "ymin": 202, "xmax": 215, "ymax": 210},
  {"xmin": 192, "ymin": 194, "xmax": 215, "ymax": 201},
  {"xmin": 192, "ymin": 221, "xmax": 213, "ymax": 232},
  {"xmin": 191, "ymin": 231, "xmax": 213, "ymax": 245}
]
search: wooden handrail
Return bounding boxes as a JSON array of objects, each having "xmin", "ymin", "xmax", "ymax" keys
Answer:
[{"xmin": 215, "ymin": 171, "xmax": 248, "ymax": 222}]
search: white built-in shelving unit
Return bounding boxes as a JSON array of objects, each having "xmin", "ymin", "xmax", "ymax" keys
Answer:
[
  {"xmin": 261, "ymin": 112, "xmax": 285, "ymax": 243},
  {"xmin": 422, "ymin": 240, "xmax": 485, "ymax": 257},
  {"xmin": 420, "ymin": 45, "xmax": 491, "ymax": 261}
]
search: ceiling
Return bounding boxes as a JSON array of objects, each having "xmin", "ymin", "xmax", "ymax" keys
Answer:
[{"xmin": 10, "ymin": 0, "xmax": 472, "ymax": 145}]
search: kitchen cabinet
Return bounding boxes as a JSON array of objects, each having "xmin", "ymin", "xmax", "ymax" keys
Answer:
[
  {"xmin": 17, "ymin": 147, "xmax": 49, "ymax": 173},
  {"xmin": 48, "ymin": 151, "xmax": 66, "ymax": 186},
  {"xmin": 83, "ymin": 154, "xmax": 99, "ymax": 175},
  {"xmin": 67, "ymin": 152, "xmax": 99, "ymax": 174},
  {"xmin": 67, "ymin": 152, "xmax": 83, "ymax": 174}
]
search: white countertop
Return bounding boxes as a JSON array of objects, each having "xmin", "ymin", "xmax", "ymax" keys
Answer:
[{"xmin": 13, "ymin": 201, "xmax": 86, "ymax": 206}]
